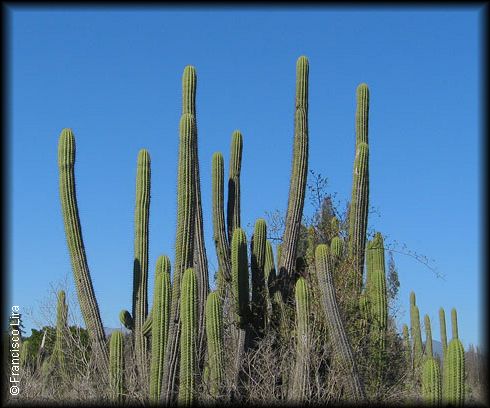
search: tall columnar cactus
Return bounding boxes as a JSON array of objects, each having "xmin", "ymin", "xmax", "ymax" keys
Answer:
[
  {"xmin": 133, "ymin": 148, "xmax": 151, "ymax": 383},
  {"xmin": 251, "ymin": 219, "xmax": 267, "ymax": 337},
  {"xmin": 227, "ymin": 130, "xmax": 243, "ymax": 243},
  {"xmin": 402, "ymin": 324, "xmax": 412, "ymax": 366},
  {"xmin": 182, "ymin": 65, "xmax": 209, "ymax": 365},
  {"xmin": 109, "ymin": 330, "xmax": 125, "ymax": 403},
  {"xmin": 205, "ymin": 291, "xmax": 224, "ymax": 399},
  {"xmin": 422, "ymin": 357, "xmax": 442, "ymax": 405},
  {"xmin": 212, "ymin": 152, "xmax": 231, "ymax": 294},
  {"xmin": 57, "ymin": 128, "xmax": 108, "ymax": 372},
  {"xmin": 314, "ymin": 244, "xmax": 365, "ymax": 401},
  {"xmin": 289, "ymin": 277, "xmax": 311, "ymax": 402},
  {"xmin": 439, "ymin": 307, "xmax": 448, "ymax": 361},
  {"xmin": 149, "ymin": 256, "xmax": 171, "ymax": 403},
  {"xmin": 264, "ymin": 240, "xmax": 276, "ymax": 329},
  {"xmin": 424, "ymin": 314, "xmax": 433, "ymax": 358},
  {"xmin": 451, "ymin": 308, "xmax": 459, "ymax": 340},
  {"xmin": 47, "ymin": 290, "xmax": 68, "ymax": 377},
  {"xmin": 444, "ymin": 338, "xmax": 465, "ymax": 405},
  {"xmin": 161, "ymin": 113, "xmax": 197, "ymax": 403},
  {"xmin": 410, "ymin": 291, "xmax": 423, "ymax": 371},
  {"xmin": 179, "ymin": 268, "xmax": 198, "ymax": 406}
]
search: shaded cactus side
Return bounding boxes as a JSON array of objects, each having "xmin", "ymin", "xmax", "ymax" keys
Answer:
[
  {"xmin": 205, "ymin": 291, "xmax": 224, "ymax": 399},
  {"xmin": 314, "ymin": 244, "xmax": 365, "ymax": 401},
  {"xmin": 178, "ymin": 268, "xmax": 198, "ymax": 406},
  {"xmin": 109, "ymin": 330, "xmax": 125, "ymax": 403},
  {"xmin": 57, "ymin": 128, "xmax": 108, "ymax": 372},
  {"xmin": 149, "ymin": 256, "xmax": 171, "ymax": 403}
]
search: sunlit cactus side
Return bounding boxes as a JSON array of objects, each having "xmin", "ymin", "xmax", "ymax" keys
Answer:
[
  {"xmin": 57, "ymin": 128, "xmax": 108, "ymax": 372},
  {"xmin": 212, "ymin": 152, "xmax": 231, "ymax": 295},
  {"xmin": 443, "ymin": 338, "xmax": 465, "ymax": 406},
  {"xmin": 149, "ymin": 256, "xmax": 171, "ymax": 403},
  {"xmin": 422, "ymin": 357, "xmax": 442, "ymax": 405},
  {"xmin": 402, "ymin": 324, "xmax": 412, "ymax": 367},
  {"xmin": 251, "ymin": 219, "xmax": 267, "ymax": 337},
  {"xmin": 451, "ymin": 308, "xmax": 459, "ymax": 340},
  {"xmin": 231, "ymin": 228, "xmax": 250, "ymax": 329},
  {"xmin": 315, "ymin": 244, "xmax": 366, "ymax": 401},
  {"xmin": 410, "ymin": 291, "xmax": 423, "ymax": 371},
  {"xmin": 205, "ymin": 291, "xmax": 224, "ymax": 399},
  {"xmin": 161, "ymin": 113, "xmax": 197, "ymax": 403},
  {"xmin": 424, "ymin": 314, "xmax": 433, "ymax": 358},
  {"xmin": 133, "ymin": 148, "xmax": 151, "ymax": 383},
  {"xmin": 178, "ymin": 268, "xmax": 198, "ymax": 406},
  {"xmin": 439, "ymin": 307, "xmax": 448, "ymax": 361},
  {"xmin": 109, "ymin": 330, "xmax": 125, "ymax": 403},
  {"xmin": 182, "ymin": 65, "xmax": 209, "ymax": 366},
  {"xmin": 227, "ymin": 130, "xmax": 243, "ymax": 243},
  {"xmin": 289, "ymin": 277, "xmax": 311, "ymax": 402}
]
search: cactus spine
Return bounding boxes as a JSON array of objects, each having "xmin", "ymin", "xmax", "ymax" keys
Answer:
[
  {"xmin": 422, "ymin": 357, "xmax": 442, "ymax": 405},
  {"xmin": 227, "ymin": 130, "xmax": 243, "ymax": 243},
  {"xmin": 444, "ymin": 338, "xmax": 465, "ymax": 405},
  {"xmin": 212, "ymin": 152, "xmax": 232, "ymax": 294},
  {"xmin": 57, "ymin": 128, "xmax": 108, "ymax": 372},
  {"xmin": 451, "ymin": 308, "xmax": 459, "ymax": 340},
  {"xmin": 133, "ymin": 148, "xmax": 151, "ymax": 383},
  {"xmin": 424, "ymin": 314, "xmax": 433, "ymax": 358},
  {"xmin": 109, "ymin": 330, "xmax": 125, "ymax": 403},
  {"xmin": 149, "ymin": 256, "xmax": 171, "ymax": 403},
  {"xmin": 178, "ymin": 268, "xmax": 198, "ymax": 406},
  {"xmin": 289, "ymin": 277, "xmax": 311, "ymax": 402},
  {"xmin": 410, "ymin": 291, "xmax": 423, "ymax": 371},
  {"xmin": 439, "ymin": 307, "xmax": 448, "ymax": 361},
  {"xmin": 205, "ymin": 291, "xmax": 224, "ymax": 398},
  {"xmin": 279, "ymin": 57, "xmax": 309, "ymax": 295},
  {"xmin": 161, "ymin": 113, "xmax": 196, "ymax": 403},
  {"xmin": 182, "ymin": 66, "xmax": 209, "ymax": 366},
  {"xmin": 314, "ymin": 244, "xmax": 365, "ymax": 400},
  {"xmin": 251, "ymin": 219, "xmax": 267, "ymax": 337}
]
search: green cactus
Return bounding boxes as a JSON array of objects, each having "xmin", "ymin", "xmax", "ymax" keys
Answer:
[
  {"xmin": 57, "ymin": 128, "xmax": 108, "ymax": 372},
  {"xmin": 50, "ymin": 290, "xmax": 68, "ymax": 376},
  {"xmin": 109, "ymin": 330, "xmax": 125, "ymax": 403},
  {"xmin": 410, "ymin": 291, "xmax": 423, "ymax": 371},
  {"xmin": 179, "ymin": 268, "xmax": 198, "ymax": 406},
  {"xmin": 424, "ymin": 314, "xmax": 433, "ymax": 358},
  {"xmin": 314, "ymin": 244, "xmax": 365, "ymax": 400},
  {"xmin": 205, "ymin": 291, "xmax": 224, "ymax": 399},
  {"xmin": 264, "ymin": 240, "xmax": 276, "ymax": 329},
  {"xmin": 289, "ymin": 277, "xmax": 311, "ymax": 402},
  {"xmin": 443, "ymin": 338, "xmax": 465, "ymax": 405},
  {"xmin": 439, "ymin": 307, "xmax": 448, "ymax": 361},
  {"xmin": 161, "ymin": 113, "xmax": 196, "ymax": 403},
  {"xmin": 133, "ymin": 148, "xmax": 151, "ymax": 383},
  {"xmin": 330, "ymin": 216, "xmax": 340, "ymax": 239},
  {"xmin": 451, "ymin": 308, "xmax": 459, "ymax": 340},
  {"xmin": 119, "ymin": 310, "xmax": 133, "ymax": 331},
  {"xmin": 402, "ymin": 324, "xmax": 411, "ymax": 367},
  {"xmin": 251, "ymin": 219, "xmax": 267, "ymax": 337},
  {"xmin": 422, "ymin": 357, "xmax": 442, "ymax": 405},
  {"xmin": 330, "ymin": 236, "xmax": 344, "ymax": 259},
  {"xmin": 212, "ymin": 152, "xmax": 232, "ymax": 295},
  {"xmin": 149, "ymin": 256, "xmax": 171, "ymax": 403},
  {"xmin": 355, "ymin": 83, "xmax": 369, "ymax": 145},
  {"xmin": 231, "ymin": 228, "xmax": 250, "ymax": 329},
  {"xmin": 227, "ymin": 130, "xmax": 243, "ymax": 243},
  {"xmin": 182, "ymin": 65, "xmax": 209, "ymax": 366}
]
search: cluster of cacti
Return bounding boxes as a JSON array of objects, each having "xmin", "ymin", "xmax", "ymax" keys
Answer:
[{"xmin": 50, "ymin": 56, "xmax": 469, "ymax": 406}]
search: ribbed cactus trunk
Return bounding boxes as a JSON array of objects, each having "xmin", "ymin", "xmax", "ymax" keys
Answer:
[
  {"xmin": 278, "ymin": 56, "xmax": 309, "ymax": 300},
  {"xmin": 227, "ymin": 130, "xmax": 243, "ymax": 243},
  {"xmin": 205, "ymin": 291, "xmax": 224, "ymax": 399},
  {"xmin": 161, "ymin": 113, "xmax": 196, "ymax": 403},
  {"xmin": 410, "ymin": 291, "xmax": 423, "ymax": 372},
  {"xmin": 109, "ymin": 330, "xmax": 125, "ymax": 403},
  {"xmin": 57, "ymin": 128, "xmax": 108, "ymax": 373},
  {"xmin": 422, "ymin": 357, "xmax": 442, "ymax": 405},
  {"xmin": 250, "ymin": 219, "xmax": 267, "ymax": 338},
  {"xmin": 424, "ymin": 314, "xmax": 433, "ymax": 358},
  {"xmin": 179, "ymin": 268, "xmax": 198, "ymax": 406},
  {"xmin": 48, "ymin": 290, "xmax": 68, "ymax": 377},
  {"xmin": 263, "ymin": 240, "xmax": 276, "ymax": 331},
  {"xmin": 212, "ymin": 152, "xmax": 232, "ymax": 294},
  {"xmin": 149, "ymin": 256, "xmax": 171, "ymax": 403},
  {"xmin": 451, "ymin": 308, "xmax": 459, "ymax": 340},
  {"xmin": 289, "ymin": 277, "xmax": 311, "ymax": 402},
  {"xmin": 182, "ymin": 65, "xmax": 209, "ymax": 368},
  {"xmin": 443, "ymin": 338, "xmax": 465, "ymax": 406},
  {"xmin": 314, "ymin": 244, "xmax": 365, "ymax": 401},
  {"xmin": 439, "ymin": 307, "xmax": 448, "ymax": 361},
  {"xmin": 133, "ymin": 148, "xmax": 151, "ymax": 384},
  {"xmin": 348, "ymin": 83, "xmax": 370, "ymax": 296}
]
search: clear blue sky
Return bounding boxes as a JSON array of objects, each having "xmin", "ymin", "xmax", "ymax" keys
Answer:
[{"xmin": 7, "ymin": 6, "xmax": 483, "ymax": 350}]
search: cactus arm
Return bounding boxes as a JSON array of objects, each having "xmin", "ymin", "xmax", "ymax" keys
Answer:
[
  {"xmin": 439, "ymin": 307, "xmax": 448, "ymax": 361},
  {"xmin": 57, "ymin": 128, "xmax": 108, "ymax": 372},
  {"xmin": 227, "ymin": 130, "xmax": 243, "ymax": 243},
  {"xmin": 451, "ymin": 308, "xmax": 459, "ymax": 340}
]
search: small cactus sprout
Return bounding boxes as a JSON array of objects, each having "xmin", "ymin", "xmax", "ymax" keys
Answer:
[
  {"xmin": 109, "ymin": 330, "xmax": 125, "ymax": 403},
  {"xmin": 422, "ymin": 357, "xmax": 442, "ymax": 405}
]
